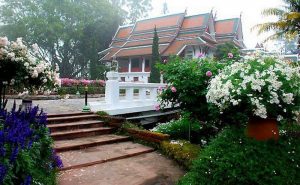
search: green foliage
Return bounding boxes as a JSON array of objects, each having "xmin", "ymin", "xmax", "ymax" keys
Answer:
[
  {"xmin": 178, "ymin": 126, "xmax": 300, "ymax": 185},
  {"xmin": 90, "ymin": 61, "xmax": 110, "ymax": 80},
  {"xmin": 252, "ymin": 0, "xmax": 300, "ymax": 45},
  {"xmin": 152, "ymin": 113, "xmax": 202, "ymax": 140},
  {"xmin": 214, "ymin": 42, "xmax": 241, "ymax": 61},
  {"xmin": 150, "ymin": 27, "xmax": 161, "ymax": 83},
  {"xmin": 121, "ymin": 122, "xmax": 143, "ymax": 130},
  {"xmin": 124, "ymin": 0, "xmax": 153, "ymax": 23},
  {"xmin": 157, "ymin": 56, "xmax": 226, "ymax": 121},
  {"xmin": 96, "ymin": 111, "xmax": 109, "ymax": 117},
  {"xmin": 0, "ymin": 0, "xmax": 124, "ymax": 78},
  {"xmin": 160, "ymin": 140, "xmax": 201, "ymax": 169},
  {"xmin": 57, "ymin": 86, "xmax": 104, "ymax": 95}
]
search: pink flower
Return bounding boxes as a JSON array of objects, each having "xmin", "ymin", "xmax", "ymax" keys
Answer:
[
  {"xmin": 228, "ymin": 53, "xmax": 234, "ymax": 58},
  {"xmin": 171, "ymin": 86, "xmax": 177, "ymax": 93},
  {"xmin": 81, "ymin": 79, "xmax": 91, "ymax": 86},
  {"xmin": 158, "ymin": 86, "xmax": 163, "ymax": 91},
  {"xmin": 163, "ymin": 59, "xmax": 168, "ymax": 63},
  {"xmin": 206, "ymin": 71, "xmax": 212, "ymax": 77},
  {"xmin": 198, "ymin": 53, "xmax": 205, "ymax": 58},
  {"xmin": 154, "ymin": 104, "xmax": 161, "ymax": 111}
]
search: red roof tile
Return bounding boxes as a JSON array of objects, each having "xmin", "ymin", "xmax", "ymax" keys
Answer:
[
  {"xmin": 133, "ymin": 13, "xmax": 184, "ymax": 32},
  {"xmin": 130, "ymin": 30, "xmax": 177, "ymax": 40},
  {"xmin": 215, "ymin": 19, "xmax": 237, "ymax": 35},
  {"xmin": 115, "ymin": 26, "xmax": 133, "ymax": 39},
  {"xmin": 163, "ymin": 39, "xmax": 203, "ymax": 56},
  {"xmin": 101, "ymin": 48, "xmax": 121, "ymax": 60},
  {"xmin": 111, "ymin": 41, "xmax": 126, "ymax": 47},
  {"xmin": 181, "ymin": 14, "xmax": 208, "ymax": 29},
  {"xmin": 177, "ymin": 32, "xmax": 200, "ymax": 39},
  {"xmin": 124, "ymin": 37, "xmax": 173, "ymax": 48},
  {"xmin": 116, "ymin": 45, "xmax": 168, "ymax": 57}
]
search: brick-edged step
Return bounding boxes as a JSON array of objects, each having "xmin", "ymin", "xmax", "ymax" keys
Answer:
[
  {"xmin": 47, "ymin": 112, "xmax": 94, "ymax": 118},
  {"xmin": 54, "ymin": 135, "xmax": 130, "ymax": 152},
  {"xmin": 47, "ymin": 114, "xmax": 100, "ymax": 124},
  {"xmin": 51, "ymin": 127, "xmax": 114, "ymax": 140},
  {"xmin": 58, "ymin": 142, "xmax": 154, "ymax": 171},
  {"xmin": 48, "ymin": 120, "xmax": 105, "ymax": 132}
]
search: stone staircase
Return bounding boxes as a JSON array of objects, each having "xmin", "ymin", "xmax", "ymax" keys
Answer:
[{"xmin": 47, "ymin": 112, "xmax": 154, "ymax": 171}]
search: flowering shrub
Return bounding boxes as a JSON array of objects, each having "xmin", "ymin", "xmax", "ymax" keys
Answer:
[
  {"xmin": 0, "ymin": 105, "xmax": 62, "ymax": 184},
  {"xmin": 157, "ymin": 56, "xmax": 226, "ymax": 121},
  {"xmin": 206, "ymin": 56, "xmax": 300, "ymax": 123},
  {"xmin": 60, "ymin": 78, "xmax": 105, "ymax": 87},
  {"xmin": 0, "ymin": 37, "xmax": 60, "ymax": 92}
]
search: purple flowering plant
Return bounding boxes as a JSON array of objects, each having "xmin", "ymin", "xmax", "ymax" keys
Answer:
[{"xmin": 0, "ymin": 103, "xmax": 62, "ymax": 184}]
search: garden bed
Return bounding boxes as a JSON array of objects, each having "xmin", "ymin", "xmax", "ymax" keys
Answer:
[{"xmin": 124, "ymin": 128, "xmax": 170, "ymax": 143}]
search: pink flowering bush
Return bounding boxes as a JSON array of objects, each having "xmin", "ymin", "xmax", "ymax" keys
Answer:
[
  {"xmin": 60, "ymin": 78, "xmax": 105, "ymax": 87},
  {"xmin": 59, "ymin": 78, "xmax": 105, "ymax": 95},
  {"xmin": 157, "ymin": 56, "xmax": 226, "ymax": 121}
]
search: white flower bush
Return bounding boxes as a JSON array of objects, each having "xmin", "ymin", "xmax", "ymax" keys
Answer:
[
  {"xmin": 206, "ymin": 56, "xmax": 300, "ymax": 121},
  {"xmin": 0, "ymin": 36, "xmax": 60, "ymax": 92}
]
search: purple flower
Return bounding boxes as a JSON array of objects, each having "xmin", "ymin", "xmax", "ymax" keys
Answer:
[
  {"xmin": 198, "ymin": 53, "xmax": 205, "ymax": 58},
  {"xmin": 0, "ymin": 164, "xmax": 7, "ymax": 183},
  {"xmin": 171, "ymin": 86, "xmax": 177, "ymax": 93},
  {"xmin": 52, "ymin": 150, "xmax": 63, "ymax": 169},
  {"xmin": 21, "ymin": 175, "xmax": 32, "ymax": 185},
  {"xmin": 206, "ymin": 71, "xmax": 213, "ymax": 77},
  {"xmin": 154, "ymin": 104, "xmax": 160, "ymax": 111},
  {"xmin": 228, "ymin": 53, "xmax": 234, "ymax": 58}
]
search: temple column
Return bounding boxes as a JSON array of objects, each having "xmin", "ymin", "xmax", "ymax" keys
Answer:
[
  {"xmin": 128, "ymin": 58, "xmax": 132, "ymax": 73},
  {"xmin": 142, "ymin": 57, "xmax": 145, "ymax": 72}
]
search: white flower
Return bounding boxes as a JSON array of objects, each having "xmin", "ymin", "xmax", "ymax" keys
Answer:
[
  {"xmin": 277, "ymin": 115, "xmax": 283, "ymax": 121},
  {"xmin": 32, "ymin": 43, "xmax": 39, "ymax": 53},
  {"xmin": 43, "ymin": 79, "xmax": 47, "ymax": 83},
  {"xmin": 31, "ymin": 70, "xmax": 39, "ymax": 78},
  {"xmin": 0, "ymin": 37, "xmax": 9, "ymax": 47},
  {"xmin": 282, "ymin": 93, "xmax": 294, "ymax": 104}
]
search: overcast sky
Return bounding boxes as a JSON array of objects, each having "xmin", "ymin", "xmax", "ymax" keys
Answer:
[{"xmin": 149, "ymin": 0, "xmax": 284, "ymax": 50}]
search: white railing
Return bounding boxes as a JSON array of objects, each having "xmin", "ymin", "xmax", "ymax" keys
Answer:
[
  {"xmin": 105, "ymin": 71, "xmax": 166, "ymax": 105},
  {"xmin": 119, "ymin": 72, "xmax": 150, "ymax": 83}
]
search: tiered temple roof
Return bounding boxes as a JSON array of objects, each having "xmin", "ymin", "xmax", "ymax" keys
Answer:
[{"xmin": 99, "ymin": 11, "xmax": 245, "ymax": 61}]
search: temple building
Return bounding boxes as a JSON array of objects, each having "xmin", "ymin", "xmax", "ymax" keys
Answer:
[{"xmin": 99, "ymin": 11, "xmax": 245, "ymax": 82}]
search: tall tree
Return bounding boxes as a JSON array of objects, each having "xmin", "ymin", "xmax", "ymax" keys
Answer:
[
  {"xmin": 150, "ymin": 27, "xmax": 161, "ymax": 83},
  {"xmin": 0, "ymin": 0, "xmax": 124, "ymax": 78},
  {"xmin": 162, "ymin": 0, "xmax": 169, "ymax": 15},
  {"xmin": 252, "ymin": 0, "xmax": 300, "ymax": 48},
  {"xmin": 126, "ymin": 0, "xmax": 153, "ymax": 23}
]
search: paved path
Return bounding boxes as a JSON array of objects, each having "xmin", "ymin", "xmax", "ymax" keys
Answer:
[
  {"xmin": 6, "ymin": 98, "xmax": 103, "ymax": 114},
  {"xmin": 58, "ymin": 152, "xmax": 185, "ymax": 185}
]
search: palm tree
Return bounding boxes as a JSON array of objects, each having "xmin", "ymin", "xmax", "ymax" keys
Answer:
[{"xmin": 253, "ymin": 0, "xmax": 300, "ymax": 48}]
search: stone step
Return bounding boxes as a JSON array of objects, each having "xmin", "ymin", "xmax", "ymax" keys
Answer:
[
  {"xmin": 47, "ymin": 112, "xmax": 94, "ymax": 118},
  {"xmin": 58, "ymin": 142, "xmax": 154, "ymax": 171},
  {"xmin": 48, "ymin": 120, "xmax": 105, "ymax": 132},
  {"xmin": 54, "ymin": 135, "xmax": 130, "ymax": 152},
  {"xmin": 47, "ymin": 114, "xmax": 100, "ymax": 124},
  {"xmin": 51, "ymin": 127, "xmax": 114, "ymax": 140}
]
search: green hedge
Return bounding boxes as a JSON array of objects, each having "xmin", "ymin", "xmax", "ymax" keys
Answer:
[
  {"xmin": 178, "ymin": 126, "xmax": 300, "ymax": 185},
  {"xmin": 160, "ymin": 140, "xmax": 201, "ymax": 169},
  {"xmin": 58, "ymin": 86, "xmax": 104, "ymax": 95}
]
